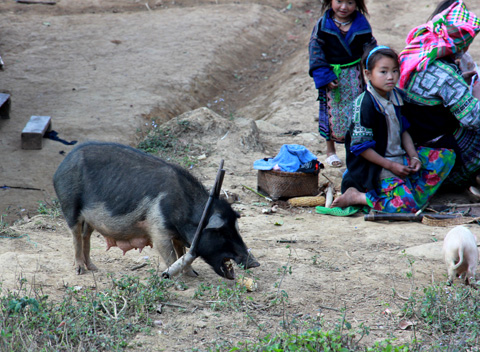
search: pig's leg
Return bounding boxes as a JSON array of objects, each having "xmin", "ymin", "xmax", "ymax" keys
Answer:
[
  {"xmin": 82, "ymin": 223, "xmax": 98, "ymax": 272},
  {"xmin": 445, "ymin": 248, "xmax": 465, "ymax": 285},
  {"xmin": 151, "ymin": 229, "xmax": 179, "ymax": 269},
  {"xmin": 465, "ymin": 265, "xmax": 476, "ymax": 286},
  {"xmin": 446, "ymin": 262, "xmax": 456, "ymax": 286},
  {"xmin": 172, "ymin": 238, "xmax": 198, "ymax": 277},
  {"xmin": 447, "ymin": 276, "xmax": 454, "ymax": 286},
  {"xmin": 72, "ymin": 222, "xmax": 87, "ymax": 275},
  {"xmin": 150, "ymin": 226, "xmax": 198, "ymax": 277}
]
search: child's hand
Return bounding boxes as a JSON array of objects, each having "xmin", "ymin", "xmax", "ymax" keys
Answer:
[
  {"xmin": 462, "ymin": 70, "xmax": 477, "ymax": 85},
  {"xmin": 327, "ymin": 80, "xmax": 339, "ymax": 90},
  {"xmin": 408, "ymin": 157, "xmax": 422, "ymax": 173},
  {"xmin": 389, "ymin": 162, "xmax": 413, "ymax": 178},
  {"xmin": 473, "ymin": 80, "xmax": 480, "ymax": 99}
]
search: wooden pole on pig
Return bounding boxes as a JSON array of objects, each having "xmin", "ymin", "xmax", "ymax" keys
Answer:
[{"xmin": 161, "ymin": 160, "xmax": 225, "ymax": 279}]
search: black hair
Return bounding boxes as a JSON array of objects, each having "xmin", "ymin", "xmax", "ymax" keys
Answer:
[
  {"xmin": 428, "ymin": 0, "xmax": 465, "ymax": 20},
  {"xmin": 362, "ymin": 45, "xmax": 399, "ymax": 71},
  {"xmin": 321, "ymin": 0, "xmax": 369, "ymax": 16}
]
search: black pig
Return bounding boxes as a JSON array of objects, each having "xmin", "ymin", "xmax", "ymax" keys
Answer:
[{"xmin": 53, "ymin": 141, "xmax": 259, "ymax": 279}]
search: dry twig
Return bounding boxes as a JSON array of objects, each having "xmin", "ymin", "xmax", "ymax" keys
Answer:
[{"xmin": 101, "ymin": 294, "xmax": 128, "ymax": 319}]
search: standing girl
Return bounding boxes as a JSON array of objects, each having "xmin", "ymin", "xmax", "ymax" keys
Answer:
[
  {"xmin": 309, "ymin": 0, "xmax": 376, "ymax": 168},
  {"xmin": 331, "ymin": 46, "xmax": 456, "ymax": 213}
]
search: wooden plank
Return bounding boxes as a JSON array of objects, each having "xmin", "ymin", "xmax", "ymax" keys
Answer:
[
  {"xmin": 21, "ymin": 116, "xmax": 52, "ymax": 150},
  {"xmin": 0, "ymin": 93, "xmax": 11, "ymax": 119},
  {"xmin": 15, "ymin": 0, "xmax": 57, "ymax": 5}
]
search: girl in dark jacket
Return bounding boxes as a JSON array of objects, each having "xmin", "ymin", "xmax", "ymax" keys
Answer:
[
  {"xmin": 332, "ymin": 47, "xmax": 455, "ymax": 213},
  {"xmin": 309, "ymin": 0, "xmax": 376, "ymax": 168}
]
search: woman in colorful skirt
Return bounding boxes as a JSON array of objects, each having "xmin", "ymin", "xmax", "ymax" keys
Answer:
[
  {"xmin": 332, "ymin": 46, "xmax": 455, "ymax": 213},
  {"xmin": 308, "ymin": 0, "xmax": 376, "ymax": 168}
]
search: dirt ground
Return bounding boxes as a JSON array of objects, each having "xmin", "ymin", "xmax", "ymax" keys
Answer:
[{"xmin": 1, "ymin": 0, "xmax": 480, "ymax": 350}]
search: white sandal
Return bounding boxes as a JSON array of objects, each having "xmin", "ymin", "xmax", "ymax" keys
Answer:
[
  {"xmin": 469, "ymin": 186, "xmax": 480, "ymax": 201},
  {"xmin": 325, "ymin": 154, "xmax": 343, "ymax": 168}
]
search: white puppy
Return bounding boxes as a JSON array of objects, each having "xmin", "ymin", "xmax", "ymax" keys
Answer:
[{"xmin": 442, "ymin": 226, "xmax": 478, "ymax": 286}]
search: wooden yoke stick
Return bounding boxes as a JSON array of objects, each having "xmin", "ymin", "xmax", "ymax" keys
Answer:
[{"xmin": 162, "ymin": 160, "xmax": 225, "ymax": 279}]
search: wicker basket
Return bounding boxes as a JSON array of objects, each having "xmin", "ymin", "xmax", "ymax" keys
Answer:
[{"xmin": 257, "ymin": 170, "xmax": 319, "ymax": 200}]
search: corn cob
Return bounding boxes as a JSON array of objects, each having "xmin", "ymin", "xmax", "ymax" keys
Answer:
[
  {"xmin": 237, "ymin": 277, "xmax": 257, "ymax": 292},
  {"xmin": 287, "ymin": 196, "xmax": 326, "ymax": 207}
]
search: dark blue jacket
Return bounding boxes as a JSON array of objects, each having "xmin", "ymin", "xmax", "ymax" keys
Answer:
[
  {"xmin": 341, "ymin": 90, "xmax": 409, "ymax": 193},
  {"xmin": 308, "ymin": 9, "xmax": 376, "ymax": 89}
]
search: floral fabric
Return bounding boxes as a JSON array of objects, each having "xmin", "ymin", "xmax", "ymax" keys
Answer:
[{"xmin": 366, "ymin": 146, "xmax": 455, "ymax": 213}]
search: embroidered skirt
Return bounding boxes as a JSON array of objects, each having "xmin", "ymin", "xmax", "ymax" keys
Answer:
[
  {"xmin": 366, "ymin": 147, "xmax": 455, "ymax": 213},
  {"xmin": 318, "ymin": 65, "xmax": 363, "ymax": 142}
]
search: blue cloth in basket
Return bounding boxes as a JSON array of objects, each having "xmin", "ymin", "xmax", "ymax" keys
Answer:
[{"xmin": 253, "ymin": 144, "xmax": 317, "ymax": 172}]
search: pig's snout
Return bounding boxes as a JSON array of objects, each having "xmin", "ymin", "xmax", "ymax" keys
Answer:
[
  {"xmin": 243, "ymin": 251, "xmax": 260, "ymax": 269},
  {"xmin": 246, "ymin": 256, "xmax": 260, "ymax": 269}
]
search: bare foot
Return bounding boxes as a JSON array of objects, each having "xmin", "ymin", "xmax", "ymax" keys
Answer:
[{"xmin": 331, "ymin": 187, "xmax": 367, "ymax": 208}]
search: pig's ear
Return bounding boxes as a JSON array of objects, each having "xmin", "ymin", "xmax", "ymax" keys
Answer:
[{"xmin": 205, "ymin": 213, "xmax": 225, "ymax": 230}]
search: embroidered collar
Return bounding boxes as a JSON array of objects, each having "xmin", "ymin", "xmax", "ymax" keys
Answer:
[
  {"xmin": 366, "ymin": 81, "xmax": 403, "ymax": 114},
  {"xmin": 322, "ymin": 9, "xmax": 371, "ymax": 37},
  {"xmin": 319, "ymin": 10, "xmax": 372, "ymax": 55}
]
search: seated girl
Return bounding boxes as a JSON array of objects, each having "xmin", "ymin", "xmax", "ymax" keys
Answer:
[{"xmin": 331, "ymin": 46, "xmax": 456, "ymax": 213}]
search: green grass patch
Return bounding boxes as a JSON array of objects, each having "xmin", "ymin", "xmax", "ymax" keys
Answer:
[
  {"xmin": 137, "ymin": 119, "xmax": 198, "ymax": 168},
  {"xmin": 400, "ymin": 284, "xmax": 480, "ymax": 349},
  {"xmin": 0, "ymin": 270, "xmax": 174, "ymax": 351},
  {"xmin": 37, "ymin": 198, "xmax": 62, "ymax": 219},
  {"xmin": 193, "ymin": 278, "xmax": 253, "ymax": 312},
  {"xmin": 205, "ymin": 314, "xmax": 409, "ymax": 352}
]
